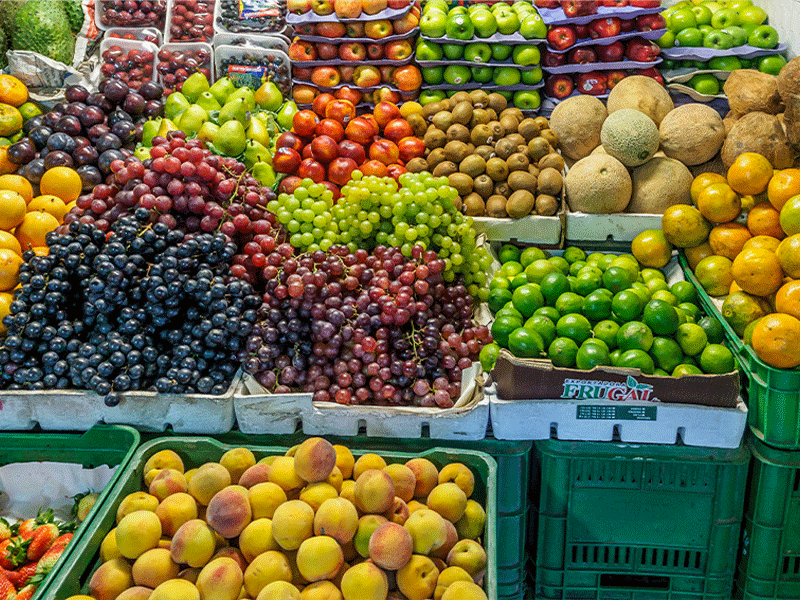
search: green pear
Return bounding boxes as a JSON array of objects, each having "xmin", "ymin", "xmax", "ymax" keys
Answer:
[
  {"xmin": 243, "ymin": 139, "xmax": 272, "ymax": 169},
  {"xmin": 177, "ymin": 105, "xmax": 208, "ymax": 138},
  {"xmin": 196, "ymin": 91, "xmax": 222, "ymax": 113},
  {"xmin": 276, "ymin": 101, "xmax": 298, "ymax": 131},
  {"xmin": 252, "ymin": 162, "xmax": 277, "ymax": 188},
  {"xmin": 227, "ymin": 86, "xmax": 256, "ymax": 111},
  {"xmin": 157, "ymin": 118, "xmax": 180, "ymax": 138},
  {"xmin": 141, "ymin": 118, "xmax": 161, "ymax": 146},
  {"xmin": 254, "ymin": 80, "xmax": 283, "ymax": 111},
  {"xmin": 218, "ymin": 97, "xmax": 250, "ymax": 126},
  {"xmin": 196, "ymin": 121, "xmax": 220, "ymax": 145},
  {"xmin": 164, "ymin": 92, "xmax": 190, "ymax": 120},
  {"xmin": 209, "ymin": 77, "xmax": 236, "ymax": 105},
  {"xmin": 247, "ymin": 117, "xmax": 271, "ymax": 147},
  {"xmin": 181, "ymin": 72, "xmax": 210, "ymax": 103},
  {"xmin": 213, "ymin": 119, "xmax": 247, "ymax": 156},
  {"xmin": 134, "ymin": 146, "xmax": 152, "ymax": 161}
]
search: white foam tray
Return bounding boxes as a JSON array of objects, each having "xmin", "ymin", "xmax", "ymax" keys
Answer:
[
  {"xmin": 565, "ymin": 211, "xmax": 663, "ymax": 243},
  {"xmin": 471, "ymin": 213, "xmax": 563, "ymax": 246}
]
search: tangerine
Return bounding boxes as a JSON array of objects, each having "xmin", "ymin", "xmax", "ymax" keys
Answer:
[
  {"xmin": 743, "ymin": 235, "xmax": 781, "ymax": 253},
  {"xmin": 708, "ymin": 222, "xmax": 752, "ymax": 260},
  {"xmin": 776, "ymin": 234, "xmax": 800, "ymax": 278},
  {"xmin": 0, "ymin": 174, "xmax": 32, "ymax": 204},
  {"xmin": 0, "ymin": 291, "xmax": 11, "ymax": 334},
  {"xmin": 0, "ymin": 231, "xmax": 21, "ymax": 256},
  {"xmin": 731, "ymin": 247, "xmax": 784, "ymax": 297},
  {"xmin": 697, "ymin": 182, "xmax": 741, "ymax": 224},
  {"xmin": 662, "ymin": 204, "xmax": 712, "ymax": 248},
  {"xmin": 39, "ymin": 167, "xmax": 82, "ymax": 203},
  {"xmin": 0, "ymin": 104, "xmax": 22, "ymax": 137},
  {"xmin": 721, "ymin": 290, "xmax": 769, "ymax": 336},
  {"xmin": 779, "ymin": 195, "xmax": 800, "ymax": 236},
  {"xmin": 631, "ymin": 229, "xmax": 672, "ymax": 268},
  {"xmin": 684, "ymin": 241, "xmax": 714, "ymax": 270},
  {"xmin": 767, "ymin": 168, "xmax": 800, "ymax": 211},
  {"xmin": 747, "ymin": 203, "xmax": 785, "ymax": 239},
  {"xmin": 0, "ymin": 147, "xmax": 17, "ymax": 175},
  {"xmin": 0, "ymin": 189, "xmax": 27, "ymax": 230},
  {"xmin": 776, "ymin": 280, "xmax": 800, "ymax": 320},
  {"xmin": 0, "ymin": 75, "xmax": 28, "ymax": 107},
  {"xmin": 727, "ymin": 152, "xmax": 773, "ymax": 196},
  {"xmin": 0, "ymin": 248, "xmax": 22, "ymax": 291},
  {"xmin": 15, "ymin": 211, "xmax": 59, "ymax": 250},
  {"xmin": 751, "ymin": 313, "xmax": 800, "ymax": 369},
  {"xmin": 690, "ymin": 172, "xmax": 727, "ymax": 205},
  {"xmin": 28, "ymin": 195, "xmax": 67, "ymax": 222},
  {"xmin": 694, "ymin": 255, "xmax": 734, "ymax": 297}
]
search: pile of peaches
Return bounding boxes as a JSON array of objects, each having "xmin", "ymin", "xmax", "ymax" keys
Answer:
[{"xmin": 83, "ymin": 437, "xmax": 490, "ymax": 600}]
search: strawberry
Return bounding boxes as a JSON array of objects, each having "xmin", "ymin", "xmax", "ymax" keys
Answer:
[
  {"xmin": 25, "ymin": 523, "xmax": 59, "ymax": 562},
  {"xmin": 0, "ymin": 539, "xmax": 21, "ymax": 570},
  {"xmin": 17, "ymin": 509, "xmax": 55, "ymax": 540},
  {"xmin": 6, "ymin": 562, "xmax": 37, "ymax": 588},
  {"xmin": 0, "ymin": 572, "xmax": 15, "ymax": 600},
  {"xmin": 28, "ymin": 533, "xmax": 72, "ymax": 586},
  {"xmin": 14, "ymin": 584, "xmax": 36, "ymax": 600},
  {"xmin": 0, "ymin": 521, "xmax": 11, "ymax": 543}
]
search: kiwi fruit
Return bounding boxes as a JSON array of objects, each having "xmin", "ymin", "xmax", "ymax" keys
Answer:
[
  {"xmin": 538, "ymin": 152, "xmax": 565, "ymax": 172},
  {"xmin": 508, "ymin": 170, "xmax": 537, "ymax": 193},
  {"xmin": 507, "ymin": 152, "xmax": 530, "ymax": 172},
  {"xmin": 422, "ymin": 101, "xmax": 444, "ymax": 119},
  {"xmin": 448, "ymin": 172, "xmax": 474, "ymax": 195},
  {"xmin": 460, "ymin": 155, "xmax": 486, "ymax": 178},
  {"xmin": 518, "ymin": 118, "xmax": 540, "ymax": 142},
  {"xmin": 537, "ymin": 167, "xmax": 563, "ymax": 196},
  {"xmin": 470, "ymin": 108, "xmax": 491, "ymax": 129},
  {"xmin": 499, "ymin": 115, "xmax": 519, "ymax": 136},
  {"xmin": 469, "ymin": 89, "xmax": 489, "ymax": 108},
  {"xmin": 533, "ymin": 116, "xmax": 550, "ymax": 130},
  {"xmin": 527, "ymin": 137, "xmax": 551, "ymax": 162},
  {"xmin": 426, "ymin": 147, "xmax": 446, "ymax": 170},
  {"xmin": 494, "ymin": 138, "xmax": 517, "ymax": 161},
  {"xmin": 487, "ymin": 121, "xmax": 503, "ymax": 140},
  {"xmin": 473, "ymin": 174, "xmax": 494, "ymax": 199},
  {"xmin": 407, "ymin": 113, "xmax": 427, "ymax": 138},
  {"xmin": 431, "ymin": 111, "xmax": 453, "ymax": 132},
  {"xmin": 471, "ymin": 124, "xmax": 492, "ymax": 147},
  {"xmin": 494, "ymin": 181, "xmax": 511, "ymax": 198},
  {"xmin": 540, "ymin": 128, "xmax": 559, "ymax": 147},
  {"xmin": 444, "ymin": 140, "xmax": 470, "ymax": 164},
  {"xmin": 463, "ymin": 192, "xmax": 485, "ymax": 216},
  {"xmin": 486, "ymin": 108, "xmax": 498, "ymax": 121},
  {"xmin": 536, "ymin": 194, "xmax": 559, "ymax": 216},
  {"xmin": 406, "ymin": 157, "xmax": 428, "ymax": 173},
  {"xmin": 504, "ymin": 107, "xmax": 524, "ymax": 122},
  {"xmin": 487, "ymin": 93, "xmax": 507, "ymax": 113},
  {"xmin": 424, "ymin": 128, "xmax": 447, "ymax": 150},
  {"xmin": 450, "ymin": 91, "xmax": 471, "ymax": 107},
  {"xmin": 486, "ymin": 195, "xmax": 508, "ymax": 217},
  {"xmin": 475, "ymin": 145, "xmax": 495, "ymax": 161},
  {"xmin": 451, "ymin": 101, "xmax": 473, "ymax": 126},
  {"xmin": 432, "ymin": 160, "xmax": 457, "ymax": 177},
  {"xmin": 453, "ymin": 196, "xmax": 463, "ymax": 211},
  {"xmin": 506, "ymin": 189, "xmax": 535, "ymax": 218},
  {"xmin": 447, "ymin": 123, "xmax": 471, "ymax": 144},
  {"xmin": 465, "ymin": 142, "xmax": 476, "ymax": 156},
  {"xmin": 505, "ymin": 133, "xmax": 525, "ymax": 149},
  {"xmin": 528, "ymin": 164, "xmax": 541, "ymax": 178}
]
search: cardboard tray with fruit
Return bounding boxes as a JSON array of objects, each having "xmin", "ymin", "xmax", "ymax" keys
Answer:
[
  {"xmin": 291, "ymin": 78, "xmax": 419, "ymax": 95},
  {"xmin": 661, "ymin": 42, "xmax": 788, "ymax": 61},
  {"xmin": 563, "ymin": 210, "xmax": 661, "ymax": 244},
  {"xmin": 432, "ymin": 81, "xmax": 545, "ymax": 92},
  {"xmin": 667, "ymin": 82, "xmax": 727, "ymax": 104},
  {"xmin": 543, "ymin": 57, "xmax": 662, "ymax": 74},
  {"xmin": 297, "ymin": 53, "xmax": 415, "ymax": 68},
  {"xmin": 546, "ymin": 26, "xmax": 666, "ymax": 52},
  {"xmin": 536, "ymin": 2, "xmax": 664, "ymax": 27},
  {"xmin": 286, "ymin": 0, "xmax": 416, "ymax": 24},
  {"xmin": 213, "ymin": 32, "xmax": 290, "ymax": 53},
  {"xmin": 420, "ymin": 30, "xmax": 546, "ymax": 45},
  {"xmin": 471, "ymin": 199, "xmax": 565, "ymax": 246},
  {"xmin": 294, "ymin": 28, "xmax": 419, "ymax": 44},
  {"xmin": 416, "ymin": 57, "xmax": 544, "ymax": 71}
]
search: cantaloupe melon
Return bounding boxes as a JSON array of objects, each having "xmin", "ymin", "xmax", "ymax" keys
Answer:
[
  {"xmin": 600, "ymin": 108, "xmax": 659, "ymax": 167},
  {"xmin": 548, "ymin": 95, "xmax": 607, "ymax": 161},
  {"xmin": 606, "ymin": 76, "xmax": 674, "ymax": 126},
  {"xmin": 628, "ymin": 157, "xmax": 693, "ymax": 214},
  {"xmin": 565, "ymin": 154, "xmax": 631, "ymax": 214},
  {"xmin": 659, "ymin": 104, "xmax": 726, "ymax": 166}
]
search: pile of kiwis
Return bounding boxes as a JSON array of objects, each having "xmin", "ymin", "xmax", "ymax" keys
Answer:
[{"xmin": 405, "ymin": 90, "xmax": 565, "ymax": 219}]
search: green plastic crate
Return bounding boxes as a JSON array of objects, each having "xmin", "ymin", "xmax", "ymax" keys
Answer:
[
  {"xmin": 736, "ymin": 433, "xmax": 800, "ymax": 600},
  {"xmin": 679, "ymin": 253, "xmax": 800, "ymax": 449},
  {"xmin": 0, "ymin": 426, "xmax": 141, "ymax": 600},
  {"xmin": 531, "ymin": 439, "xmax": 750, "ymax": 600},
  {"xmin": 42, "ymin": 436, "xmax": 498, "ymax": 599}
]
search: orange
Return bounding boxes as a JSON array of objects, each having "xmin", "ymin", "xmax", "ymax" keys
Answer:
[
  {"xmin": 0, "ymin": 231, "xmax": 21, "ymax": 256},
  {"xmin": 661, "ymin": 204, "xmax": 712, "ymax": 248},
  {"xmin": 751, "ymin": 313, "xmax": 800, "ymax": 369},
  {"xmin": 731, "ymin": 247, "xmax": 784, "ymax": 297},
  {"xmin": 28, "ymin": 195, "xmax": 68, "ymax": 222},
  {"xmin": 631, "ymin": 229, "xmax": 672, "ymax": 269},
  {"xmin": 0, "ymin": 292, "xmax": 12, "ymax": 334},
  {"xmin": 776, "ymin": 234, "xmax": 800, "ymax": 278},
  {"xmin": 0, "ymin": 189, "xmax": 27, "ymax": 230},
  {"xmin": 708, "ymin": 222, "xmax": 752, "ymax": 260},
  {"xmin": 743, "ymin": 235, "xmax": 781, "ymax": 253},
  {"xmin": 727, "ymin": 152, "xmax": 774, "ymax": 196},
  {"xmin": 15, "ymin": 211, "xmax": 59, "ymax": 250},
  {"xmin": 697, "ymin": 182, "xmax": 741, "ymax": 224},
  {"xmin": 0, "ymin": 146, "xmax": 17, "ymax": 175},
  {"xmin": 694, "ymin": 255, "xmax": 734, "ymax": 297},
  {"xmin": 39, "ymin": 167, "xmax": 82, "ymax": 203},
  {"xmin": 780, "ymin": 195, "xmax": 800, "ymax": 236},
  {"xmin": 767, "ymin": 168, "xmax": 800, "ymax": 211},
  {"xmin": 684, "ymin": 242, "xmax": 714, "ymax": 270},
  {"xmin": 0, "ymin": 248, "xmax": 22, "ymax": 291},
  {"xmin": 776, "ymin": 280, "xmax": 800, "ymax": 320},
  {"xmin": 30, "ymin": 246, "xmax": 49, "ymax": 257},
  {"xmin": 0, "ymin": 75, "xmax": 28, "ymax": 108},
  {"xmin": 690, "ymin": 173, "xmax": 727, "ymax": 205},
  {"xmin": 0, "ymin": 174, "xmax": 32, "ymax": 204},
  {"xmin": 747, "ymin": 202, "xmax": 785, "ymax": 239}
]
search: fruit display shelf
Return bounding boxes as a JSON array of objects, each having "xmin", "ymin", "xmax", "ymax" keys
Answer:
[
  {"xmin": 536, "ymin": 2, "xmax": 664, "ymax": 26},
  {"xmin": 421, "ymin": 30, "xmax": 546, "ymax": 45},
  {"xmin": 286, "ymin": 1, "xmax": 415, "ymax": 25},
  {"xmin": 95, "ymin": 0, "xmax": 168, "ymax": 31},
  {"xmin": 293, "ymin": 27, "xmax": 419, "ymax": 45},
  {"xmin": 99, "ymin": 37, "xmax": 160, "ymax": 89},
  {"xmin": 214, "ymin": 45, "xmax": 292, "ymax": 98},
  {"xmin": 164, "ymin": 0, "xmax": 216, "ymax": 43},
  {"xmin": 546, "ymin": 24, "xmax": 666, "ymax": 51},
  {"xmin": 417, "ymin": 56, "xmax": 543, "ymax": 70},
  {"xmin": 661, "ymin": 42, "xmax": 789, "ymax": 61},
  {"xmin": 213, "ymin": 0, "xmax": 286, "ymax": 35},
  {"xmin": 213, "ymin": 32, "xmax": 290, "ymax": 52}
]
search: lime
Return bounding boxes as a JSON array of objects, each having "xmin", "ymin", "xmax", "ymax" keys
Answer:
[
  {"xmin": 499, "ymin": 244, "xmax": 521, "ymax": 264},
  {"xmin": 496, "ymin": 305, "xmax": 524, "ymax": 321},
  {"xmin": 612, "ymin": 290, "xmax": 644, "ymax": 321},
  {"xmin": 540, "ymin": 272, "xmax": 570, "ymax": 305},
  {"xmin": 548, "ymin": 256, "xmax": 570, "ymax": 275},
  {"xmin": 479, "ymin": 343, "xmax": 501, "ymax": 372},
  {"xmin": 642, "ymin": 299, "xmax": 679, "ymax": 336},
  {"xmin": 678, "ymin": 302, "xmax": 700, "ymax": 322},
  {"xmin": 534, "ymin": 306, "xmax": 561, "ymax": 323},
  {"xmin": 525, "ymin": 315, "xmax": 557, "ymax": 348},
  {"xmin": 594, "ymin": 320, "xmax": 620, "ymax": 350},
  {"xmin": 682, "ymin": 355, "xmax": 698, "ymax": 366},
  {"xmin": 573, "ymin": 271, "xmax": 603, "ymax": 296},
  {"xmin": 645, "ymin": 278, "xmax": 669, "ymax": 294},
  {"xmin": 555, "ymin": 292, "xmax": 584, "ymax": 316},
  {"xmin": 488, "ymin": 288, "xmax": 513, "ymax": 314},
  {"xmin": 556, "ymin": 314, "xmax": 592, "ymax": 345},
  {"xmin": 577, "ymin": 265, "xmax": 603, "ymax": 279},
  {"xmin": 616, "ymin": 349, "xmax": 656, "ymax": 374},
  {"xmin": 674, "ymin": 307, "xmax": 689, "ymax": 325},
  {"xmin": 583, "ymin": 290, "xmax": 613, "ymax": 321},
  {"xmin": 598, "ymin": 254, "xmax": 615, "ymax": 272},
  {"xmin": 617, "ymin": 321, "xmax": 654, "ymax": 352},
  {"xmin": 640, "ymin": 268, "xmax": 665, "ymax": 282},
  {"xmin": 491, "ymin": 314, "xmax": 523, "ymax": 347},
  {"xmin": 576, "ymin": 340, "xmax": 612, "ymax": 370},
  {"xmin": 649, "ymin": 337, "xmax": 683, "ymax": 372},
  {"xmin": 586, "ymin": 252, "xmax": 604, "ymax": 267},
  {"xmin": 673, "ymin": 364, "xmax": 703, "ymax": 376},
  {"xmin": 629, "ymin": 282, "xmax": 651, "ymax": 304},
  {"xmin": 569, "ymin": 260, "xmax": 587, "ymax": 276},
  {"xmin": 512, "ymin": 284, "xmax": 545, "ymax": 318},
  {"xmin": 670, "ymin": 281, "xmax": 697, "ymax": 304},
  {"xmin": 583, "ymin": 337, "xmax": 609, "ymax": 352},
  {"xmin": 501, "ymin": 260, "xmax": 524, "ymax": 278},
  {"xmin": 549, "ymin": 337, "xmax": 579, "ymax": 367},
  {"xmin": 699, "ymin": 344, "xmax": 735, "ymax": 374},
  {"xmin": 510, "ymin": 273, "xmax": 529, "ymax": 290},
  {"xmin": 654, "ymin": 368, "xmax": 669, "ymax": 376},
  {"xmin": 489, "ymin": 275, "xmax": 511, "ymax": 290},
  {"xmin": 602, "ymin": 266, "xmax": 634, "ymax": 294},
  {"xmin": 509, "ymin": 327, "xmax": 545, "ymax": 358},
  {"xmin": 525, "ymin": 259, "xmax": 558, "ymax": 284},
  {"xmin": 651, "ymin": 290, "xmax": 678, "ymax": 306},
  {"xmin": 743, "ymin": 318, "xmax": 761, "ymax": 346},
  {"xmin": 610, "ymin": 348, "xmax": 622, "ymax": 366},
  {"xmin": 563, "ymin": 247, "xmax": 587, "ymax": 264},
  {"xmin": 520, "ymin": 246, "xmax": 546, "ymax": 267},
  {"xmin": 675, "ymin": 323, "xmax": 708, "ymax": 356}
]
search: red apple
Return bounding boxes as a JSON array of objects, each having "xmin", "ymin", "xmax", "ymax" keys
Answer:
[
  {"xmin": 312, "ymin": 0, "xmax": 333, "ymax": 14},
  {"xmin": 338, "ymin": 139, "xmax": 366, "ymax": 164},
  {"xmin": 339, "ymin": 67, "xmax": 355, "ymax": 83},
  {"xmin": 606, "ymin": 70, "xmax": 626, "ymax": 89},
  {"xmin": 543, "ymin": 49, "xmax": 568, "ymax": 67},
  {"xmin": 311, "ymin": 135, "xmax": 340, "ymax": 164},
  {"xmin": 575, "ymin": 71, "xmax": 607, "ymax": 95},
  {"xmin": 387, "ymin": 0, "xmax": 410, "ymax": 8},
  {"xmin": 392, "ymin": 65, "xmax": 421, "ymax": 91},
  {"xmin": 316, "ymin": 22, "xmax": 347, "ymax": 38},
  {"xmin": 373, "ymin": 87, "xmax": 401, "ymax": 104},
  {"xmin": 316, "ymin": 118, "xmax": 345, "ymax": 142},
  {"xmin": 345, "ymin": 116, "xmax": 378, "ymax": 145},
  {"xmin": 273, "ymin": 147, "xmax": 302, "ymax": 174},
  {"xmin": 369, "ymin": 138, "xmax": 400, "ymax": 165},
  {"xmin": 386, "ymin": 164, "xmax": 407, "ymax": 181},
  {"xmin": 589, "ymin": 17, "xmax": 621, "ymax": 39},
  {"xmin": 302, "ymin": 145, "xmax": 314, "ymax": 160},
  {"xmin": 638, "ymin": 67, "xmax": 664, "ymax": 85},
  {"xmin": 385, "ymin": 40, "xmax": 412, "ymax": 61},
  {"xmin": 362, "ymin": 114, "xmax": 380, "ymax": 136},
  {"xmin": 334, "ymin": 86, "xmax": 363, "ymax": 105},
  {"xmin": 279, "ymin": 175, "xmax": 302, "ymax": 194},
  {"xmin": 601, "ymin": 0, "xmax": 628, "ymax": 6},
  {"xmin": 276, "ymin": 132, "xmax": 304, "ymax": 152},
  {"xmin": 547, "ymin": 26, "xmax": 577, "ymax": 50},
  {"xmin": 297, "ymin": 158, "xmax": 326, "ymax": 182},
  {"xmin": 383, "ymin": 118, "xmax": 414, "ymax": 143},
  {"xmin": 619, "ymin": 18, "xmax": 634, "ymax": 32},
  {"xmin": 635, "ymin": 14, "xmax": 666, "ymax": 32},
  {"xmin": 339, "ymin": 42, "xmax": 367, "ymax": 61},
  {"xmin": 561, "ymin": 0, "xmax": 597, "ymax": 17},
  {"xmin": 321, "ymin": 180, "xmax": 341, "ymax": 202},
  {"xmin": 365, "ymin": 19, "xmax": 392, "ymax": 39},
  {"xmin": 312, "ymin": 93, "xmax": 336, "ymax": 117},
  {"xmin": 625, "ymin": 38, "xmax": 660, "ymax": 62},
  {"xmin": 392, "ymin": 12, "xmax": 419, "ymax": 35},
  {"xmin": 294, "ymin": 67, "xmax": 313, "ymax": 80},
  {"xmin": 334, "ymin": 0, "xmax": 362, "ymax": 18},
  {"xmin": 289, "ymin": 40, "xmax": 317, "ymax": 61},
  {"xmin": 362, "ymin": 0, "xmax": 387, "ymax": 14},
  {"xmin": 373, "ymin": 101, "xmax": 402, "ymax": 129},
  {"xmin": 293, "ymin": 110, "xmax": 320, "ymax": 136},
  {"xmin": 360, "ymin": 159, "xmax": 388, "ymax": 177},
  {"xmin": 535, "ymin": 0, "xmax": 559, "ymax": 7},
  {"xmin": 630, "ymin": 0, "xmax": 659, "ymax": 7},
  {"xmin": 287, "ymin": 0, "xmax": 312, "ymax": 14},
  {"xmin": 325, "ymin": 99, "xmax": 357, "ymax": 125},
  {"xmin": 397, "ymin": 136, "xmax": 425, "ymax": 162},
  {"xmin": 317, "ymin": 42, "xmax": 339, "ymax": 60},
  {"xmin": 295, "ymin": 23, "xmax": 315, "ymax": 36},
  {"xmin": 568, "ymin": 47, "xmax": 597, "ymax": 64},
  {"xmin": 366, "ymin": 44, "xmax": 385, "ymax": 60},
  {"xmin": 353, "ymin": 65, "xmax": 382, "ymax": 87},
  {"xmin": 574, "ymin": 24, "xmax": 589, "ymax": 39},
  {"xmin": 311, "ymin": 66, "xmax": 341, "ymax": 88},
  {"xmin": 545, "ymin": 74, "xmax": 574, "ymax": 99},
  {"xmin": 293, "ymin": 85, "xmax": 318, "ymax": 105},
  {"xmin": 346, "ymin": 22, "xmax": 365, "ymax": 37},
  {"xmin": 595, "ymin": 40, "xmax": 624, "ymax": 62},
  {"xmin": 328, "ymin": 157, "xmax": 359, "ymax": 186}
]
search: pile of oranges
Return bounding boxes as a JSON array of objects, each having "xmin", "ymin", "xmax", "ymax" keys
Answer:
[
  {"xmin": 661, "ymin": 152, "xmax": 800, "ymax": 370},
  {"xmin": 0, "ymin": 166, "xmax": 81, "ymax": 332}
]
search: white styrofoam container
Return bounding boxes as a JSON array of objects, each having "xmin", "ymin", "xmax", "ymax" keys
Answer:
[
  {"xmin": 471, "ymin": 212, "xmax": 564, "ymax": 246},
  {"xmin": 565, "ymin": 211, "xmax": 663, "ymax": 244},
  {"xmin": 234, "ymin": 376, "xmax": 308, "ymax": 435}
]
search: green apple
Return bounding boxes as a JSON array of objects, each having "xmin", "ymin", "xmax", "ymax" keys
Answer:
[
  {"xmin": 662, "ymin": 58, "xmax": 680, "ymax": 69},
  {"xmin": 421, "ymin": 66, "xmax": 445, "ymax": 84},
  {"xmin": 424, "ymin": 0, "xmax": 448, "ymax": 13},
  {"xmin": 700, "ymin": 1, "xmax": 723, "ymax": 14},
  {"xmin": 758, "ymin": 54, "xmax": 787, "ymax": 75},
  {"xmin": 739, "ymin": 57, "xmax": 754, "ymax": 68},
  {"xmin": 689, "ymin": 73, "xmax": 721, "ymax": 95},
  {"xmin": 520, "ymin": 13, "xmax": 546, "ymax": 39},
  {"xmin": 448, "ymin": 6, "xmax": 468, "ymax": 17},
  {"xmin": 656, "ymin": 30, "xmax": 676, "ymax": 49},
  {"xmin": 420, "ymin": 11, "xmax": 447, "ymax": 37},
  {"xmin": 497, "ymin": 90, "xmax": 513, "ymax": 101},
  {"xmin": 468, "ymin": 4, "xmax": 489, "ymax": 15},
  {"xmin": 738, "ymin": 5, "xmax": 767, "ymax": 33},
  {"xmin": 710, "ymin": 8, "xmax": 739, "ymax": 29},
  {"xmin": 727, "ymin": 0, "xmax": 753, "ymax": 10},
  {"xmin": 416, "ymin": 40, "xmax": 443, "ymax": 61},
  {"xmin": 471, "ymin": 65, "xmax": 494, "ymax": 83},
  {"xmin": 708, "ymin": 55, "xmax": 742, "ymax": 70},
  {"xmin": 721, "ymin": 25, "xmax": 747, "ymax": 46},
  {"xmin": 442, "ymin": 43, "xmax": 464, "ymax": 60},
  {"xmin": 493, "ymin": 66, "xmax": 521, "ymax": 86},
  {"xmin": 690, "ymin": 5, "xmax": 712, "ymax": 26},
  {"xmin": 668, "ymin": 8, "xmax": 697, "ymax": 32},
  {"xmin": 704, "ymin": 29, "xmax": 734, "ymax": 49},
  {"xmin": 521, "ymin": 66, "xmax": 543, "ymax": 85},
  {"xmin": 465, "ymin": 42, "xmax": 492, "ymax": 63},
  {"xmin": 675, "ymin": 27, "xmax": 703, "ymax": 47},
  {"xmin": 419, "ymin": 89, "xmax": 447, "ymax": 105},
  {"xmin": 470, "ymin": 9, "xmax": 497, "ymax": 38},
  {"xmin": 748, "ymin": 25, "xmax": 779, "ymax": 49},
  {"xmin": 446, "ymin": 13, "xmax": 475, "ymax": 40},
  {"xmin": 513, "ymin": 90, "xmax": 540, "ymax": 110},
  {"xmin": 444, "ymin": 65, "xmax": 472, "ymax": 85},
  {"xmin": 691, "ymin": 60, "xmax": 708, "ymax": 69},
  {"xmin": 491, "ymin": 43, "xmax": 513, "ymax": 61},
  {"xmin": 495, "ymin": 10, "xmax": 520, "ymax": 35},
  {"xmin": 512, "ymin": 44, "xmax": 540, "ymax": 67},
  {"xmin": 698, "ymin": 24, "xmax": 714, "ymax": 37}
]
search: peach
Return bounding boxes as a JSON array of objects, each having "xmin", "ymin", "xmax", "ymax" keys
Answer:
[
  {"xmin": 116, "ymin": 587, "xmax": 154, "ymax": 600},
  {"xmin": 438, "ymin": 463, "xmax": 475, "ymax": 498},
  {"xmin": 447, "ymin": 540, "xmax": 487, "ymax": 579},
  {"xmin": 431, "ymin": 520, "xmax": 458, "ymax": 561},
  {"xmin": 300, "ymin": 482, "xmax": 339, "ymax": 512},
  {"xmin": 132, "ymin": 548, "xmax": 179, "ymax": 587},
  {"xmin": 244, "ymin": 550, "xmax": 292, "ymax": 597},
  {"xmin": 427, "ymin": 483, "xmax": 467, "ymax": 523},
  {"xmin": 272, "ymin": 500, "xmax": 315, "ymax": 551},
  {"xmin": 239, "ymin": 518, "xmax": 278, "ymax": 562},
  {"xmin": 100, "ymin": 528, "xmax": 122, "ymax": 562},
  {"xmin": 156, "ymin": 492, "xmax": 198, "ymax": 537},
  {"xmin": 144, "ymin": 450, "xmax": 185, "ymax": 479},
  {"xmin": 179, "ymin": 568, "xmax": 201, "ymax": 582},
  {"xmin": 300, "ymin": 581, "xmax": 343, "ymax": 600},
  {"xmin": 188, "ymin": 463, "xmax": 232, "ymax": 506},
  {"xmin": 212, "ymin": 546, "xmax": 248, "ymax": 573},
  {"xmin": 249, "ymin": 482, "xmax": 287, "ymax": 519},
  {"xmin": 434, "ymin": 566, "xmax": 473, "ymax": 600},
  {"xmin": 117, "ymin": 510, "xmax": 162, "ymax": 559},
  {"xmin": 397, "ymin": 555, "xmax": 439, "ymax": 600},
  {"xmin": 326, "ymin": 466, "xmax": 343, "ymax": 493},
  {"xmin": 294, "ymin": 438, "xmax": 337, "ymax": 483},
  {"xmin": 455, "ymin": 500, "xmax": 486, "ymax": 540},
  {"xmin": 207, "ymin": 485, "xmax": 252, "ymax": 539},
  {"xmin": 405, "ymin": 459, "xmax": 439, "ymax": 499},
  {"xmin": 184, "ymin": 468, "xmax": 198, "ymax": 485},
  {"xmin": 117, "ymin": 491, "xmax": 159, "ymax": 523},
  {"xmin": 269, "ymin": 457, "xmax": 306, "ymax": 492},
  {"xmin": 171, "ymin": 519, "xmax": 217, "ymax": 568},
  {"xmin": 150, "ymin": 468, "xmax": 188, "ymax": 501},
  {"xmin": 88, "ymin": 557, "xmax": 134, "ymax": 600},
  {"xmin": 354, "ymin": 470, "xmax": 395, "ymax": 514},
  {"xmin": 385, "ymin": 497, "xmax": 409, "ymax": 525},
  {"xmin": 314, "ymin": 497, "xmax": 359, "ymax": 545},
  {"xmin": 333, "ymin": 445, "xmax": 354, "ymax": 479},
  {"xmin": 368, "ymin": 522, "xmax": 412, "ymax": 570},
  {"xmin": 353, "ymin": 454, "xmax": 386, "ymax": 480},
  {"xmin": 196, "ymin": 557, "xmax": 244, "ymax": 600},
  {"xmin": 407, "ymin": 500, "xmax": 426, "ymax": 514},
  {"xmin": 340, "ymin": 562, "xmax": 388, "ymax": 600},
  {"xmin": 150, "ymin": 579, "xmax": 200, "ymax": 600},
  {"xmin": 256, "ymin": 581, "xmax": 301, "ymax": 600},
  {"xmin": 296, "ymin": 536, "xmax": 344, "ymax": 582},
  {"xmin": 285, "ymin": 445, "xmax": 300, "ymax": 457},
  {"xmin": 441, "ymin": 581, "xmax": 487, "ymax": 600},
  {"xmin": 340, "ymin": 480, "xmax": 356, "ymax": 505},
  {"xmin": 239, "ymin": 464, "xmax": 272, "ymax": 489},
  {"xmin": 383, "ymin": 464, "xmax": 416, "ymax": 504},
  {"xmin": 403, "ymin": 509, "xmax": 448, "ymax": 555},
  {"xmin": 353, "ymin": 514, "xmax": 387, "ymax": 558},
  {"xmin": 220, "ymin": 447, "xmax": 256, "ymax": 484},
  {"xmin": 259, "ymin": 455, "xmax": 279, "ymax": 467}
]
